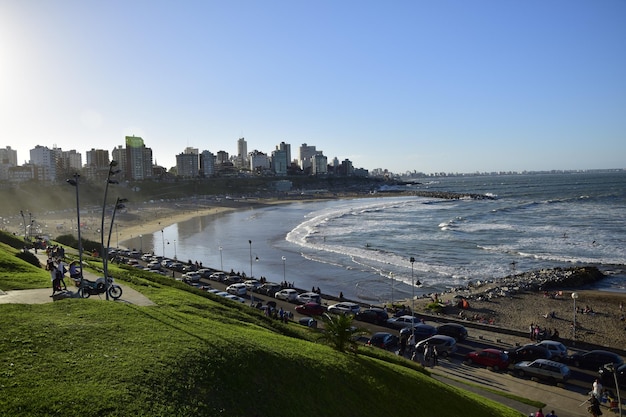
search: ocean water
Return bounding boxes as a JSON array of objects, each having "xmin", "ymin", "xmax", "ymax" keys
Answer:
[{"xmin": 135, "ymin": 171, "xmax": 626, "ymax": 304}]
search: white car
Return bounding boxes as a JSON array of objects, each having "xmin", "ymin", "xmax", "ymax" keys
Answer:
[
  {"xmin": 244, "ymin": 279, "xmax": 262, "ymax": 291},
  {"xmin": 275, "ymin": 288, "xmax": 298, "ymax": 302},
  {"xmin": 181, "ymin": 271, "xmax": 201, "ymax": 282},
  {"xmin": 226, "ymin": 283, "xmax": 247, "ymax": 296},
  {"xmin": 296, "ymin": 292, "xmax": 321, "ymax": 304},
  {"xmin": 327, "ymin": 302, "xmax": 360, "ymax": 316},
  {"xmin": 386, "ymin": 315, "xmax": 419, "ymax": 329}
]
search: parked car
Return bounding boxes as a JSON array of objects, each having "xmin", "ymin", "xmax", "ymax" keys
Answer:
[
  {"xmin": 169, "ymin": 262, "xmax": 184, "ymax": 272},
  {"xmin": 223, "ymin": 294, "xmax": 246, "ymax": 303},
  {"xmin": 568, "ymin": 350, "xmax": 625, "ymax": 370},
  {"xmin": 226, "ymin": 283, "xmax": 247, "ymax": 296},
  {"xmin": 399, "ymin": 323, "xmax": 438, "ymax": 341},
  {"xmin": 386, "ymin": 315, "xmax": 419, "ymax": 330},
  {"xmin": 258, "ymin": 282, "xmax": 282, "ymax": 297},
  {"xmin": 181, "ymin": 271, "xmax": 201, "ymax": 283},
  {"xmin": 296, "ymin": 292, "xmax": 321, "ymax": 304},
  {"xmin": 197, "ymin": 268, "xmax": 213, "ymax": 278},
  {"xmin": 514, "ymin": 359, "xmax": 571, "ymax": 384},
  {"xmin": 414, "ymin": 335, "xmax": 457, "ymax": 357},
  {"xmin": 367, "ymin": 332, "xmax": 399, "ymax": 351},
  {"xmin": 327, "ymin": 302, "xmax": 361, "ymax": 316},
  {"xmin": 209, "ymin": 272, "xmax": 227, "ymax": 282},
  {"xmin": 224, "ymin": 275, "xmax": 244, "ymax": 284},
  {"xmin": 535, "ymin": 340, "xmax": 568, "ymax": 361},
  {"xmin": 275, "ymin": 288, "xmax": 298, "ymax": 302},
  {"xmin": 355, "ymin": 308, "xmax": 389, "ymax": 325},
  {"xmin": 505, "ymin": 344, "xmax": 552, "ymax": 364},
  {"xmin": 598, "ymin": 363, "xmax": 626, "ymax": 389},
  {"xmin": 295, "ymin": 302, "xmax": 326, "ymax": 316},
  {"xmin": 436, "ymin": 323, "xmax": 468, "ymax": 341},
  {"xmin": 298, "ymin": 317, "xmax": 318, "ymax": 328},
  {"xmin": 244, "ymin": 280, "xmax": 262, "ymax": 291},
  {"xmin": 465, "ymin": 348, "xmax": 510, "ymax": 371}
]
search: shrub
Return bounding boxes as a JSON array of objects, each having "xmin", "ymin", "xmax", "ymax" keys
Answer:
[{"xmin": 15, "ymin": 250, "xmax": 42, "ymax": 267}]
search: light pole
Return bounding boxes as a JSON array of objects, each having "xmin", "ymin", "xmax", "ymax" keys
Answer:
[
  {"xmin": 173, "ymin": 240, "xmax": 177, "ymax": 260},
  {"xmin": 282, "ymin": 256, "xmax": 286, "ymax": 283},
  {"xmin": 100, "ymin": 160, "xmax": 121, "ymax": 300},
  {"xmin": 19, "ymin": 210, "xmax": 27, "ymax": 249},
  {"xmin": 139, "ymin": 234, "xmax": 143, "ymax": 253},
  {"xmin": 161, "ymin": 230, "xmax": 165, "ymax": 258},
  {"xmin": 389, "ymin": 272, "xmax": 394, "ymax": 309},
  {"xmin": 605, "ymin": 363, "xmax": 622, "ymax": 416},
  {"xmin": 104, "ymin": 197, "xmax": 127, "ymax": 300},
  {"xmin": 219, "ymin": 246, "xmax": 223, "ymax": 271},
  {"xmin": 66, "ymin": 173, "xmax": 84, "ymax": 284},
  {"xmin": 410, "ymin": 256, "xmax": 416, "ymax": 332},
  {"xmin": 248, "ymin": 240, "xmax": 253, "ymax": 278},
  {"xmin": 572, "ymin": 292, "xmax": 579, "ymax": 343}
]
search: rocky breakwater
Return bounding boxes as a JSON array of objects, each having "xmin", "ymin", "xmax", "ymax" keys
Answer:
[{"xmin": 455, "ymin": 266, "xmax": 605, "ymax": 301}]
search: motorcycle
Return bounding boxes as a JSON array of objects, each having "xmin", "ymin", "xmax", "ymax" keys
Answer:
[{"xmin": 76, "ymin": 277, "xmax": 123, "ymax": 300}]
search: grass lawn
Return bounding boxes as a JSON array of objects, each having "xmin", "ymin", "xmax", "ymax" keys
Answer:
[{"xmin": 0, "ymin": 237, "xmax": 525, "ymax": 417}]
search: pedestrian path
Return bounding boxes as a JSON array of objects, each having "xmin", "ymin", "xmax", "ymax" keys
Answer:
[{"xmin": 0, "ymin": 251, "xmax": 154, "ymax": 306}]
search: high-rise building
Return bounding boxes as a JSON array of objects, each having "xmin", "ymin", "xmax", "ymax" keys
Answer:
[
  {"xmin": 299, "ymin": 143, "xmax": 317, "ymax": 171},
  {"xmin": 85, "ymin": 149, "xmax": 111, "ymax": 182},
  {"xmin": 29, "ymin": 145, "xmax": 56, "ymax": 181},
  {"xmin": 123, "ymin": 135, "xmax": 153, "ymax": 180},
  {"xmin": 236, "ymin": 137, "xmax": 248, "ymax": 168},
  {"xmin": 86, "ymin": 149, "xmax": 110, "ymax": 168},
  {"xmin": 271, "ymin": 142, "xmax": 290, "ymax": 176},
  {"xmin": 176, "ymin": 148, "xmax": 199, "ymax": 178},
  {"xmin": 271, "ymin": 148, "xmax": 288, "ymax": 176},
  {"xmin": 216, "ymin": 151, "xmax": 229, "ymax": 164},
  {"xmin": 200, "ymin": 150, "xmax": 216, "ymax": 177},
  {"xmin": 311, "ymin": 154, "xmax": 328, "ymax": 175},
  {"xmin": 0, "ymin": 146, "xmax": 18, "ymax": 166},
  {"xmin": 249, "ymin": 150, "xmax": 270, "ymax": 172},
  {"xmin": 0, "ymin": 146, "xmax": 18, "ymax": 181}
]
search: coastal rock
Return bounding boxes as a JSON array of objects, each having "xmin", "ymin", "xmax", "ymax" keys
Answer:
[{"xmin": 456, "ymin": 266, "xmax": 605, "ymax": 300}]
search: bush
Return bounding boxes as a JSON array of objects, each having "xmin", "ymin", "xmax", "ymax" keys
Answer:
[
  {"xmin": 15, "ymin": 250, "xmax": 42, "ymax": 268},
  {"xmin": 0, "ymin": 230, "xmax": 28, "ymax": 250},
  {"xmin": 55, "ymin": 234, "xmax": 101, "ymax": 254}
]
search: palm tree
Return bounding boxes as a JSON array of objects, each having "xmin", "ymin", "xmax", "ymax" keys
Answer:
[{"xmin": 317, "ymin": 313, "xmax": 368, "ymax": 353}]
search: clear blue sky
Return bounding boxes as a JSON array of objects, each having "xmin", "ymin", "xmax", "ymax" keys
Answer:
[{"xmin": 1, "ymin": 0, "xmax": 624, "ymax": 174}]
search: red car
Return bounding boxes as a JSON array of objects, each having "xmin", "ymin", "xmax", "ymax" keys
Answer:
[
  {"xmin": 295, "ymin": 302, "xmax": 325, "ymax": 316},
  {"xmin": 465, "ymin": 348, "xmax": 510, "ymax": 371}
]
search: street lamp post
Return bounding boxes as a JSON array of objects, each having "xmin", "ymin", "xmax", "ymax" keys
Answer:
[
  {"xmin": 572, "ymin": 292, "xmax": 579, "ymax": 343},
  {"xmin": 219, "ymin": 246, "xmax": 223, "ymax": 271},
  {"xmin": 100, "ymin": 160, "xmax": 121, "ymax": 300},
  {"xmin": 282, "ymin": 256, "xmax": 286, "ymax": 283},
  {"xmin": 389, "ymin": 272, "xmax": 394, "ymax": 309},
  {"xmin": 66, "ymin": 173, "xmax": 84, "ymax": 284},
  {"xmin": 410, "ymin": 257, "xmax": 416, "ymax": 333},
  {"xmin": 19, "ymin": 210, "xmax": 27, "ymax": 249},
  {"xmin": 161, "ymin": 230, "xmax": 165, "ymax": 258},
  {"xmin": 173, "ymin": 240, "xmax": 177, "ymax": 260},
  {"xmin": 604, "ymin": 363, "xmax": 622, "ymax": 416},
  {"xmin": 139, "ymin": 234, "xmax": 143, "ymax": 253},
  {"xmin": 248, "ymin": 240, "xmax": 253, "ymax": 278}
]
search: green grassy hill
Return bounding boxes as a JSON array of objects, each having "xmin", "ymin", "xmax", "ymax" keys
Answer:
[{"xmin": 0, "ymin": 235, "xmax": 524, "ymax": 417}]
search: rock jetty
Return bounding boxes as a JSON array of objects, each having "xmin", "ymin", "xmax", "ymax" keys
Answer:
[{"xmin": 449, "ymin": 266, "xmax": 605, "ymax": 300}]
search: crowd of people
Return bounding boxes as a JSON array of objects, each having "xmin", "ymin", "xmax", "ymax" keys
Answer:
[{"xmin": 45, "ymin": 244, "xmax": 81, "ymax": 295}]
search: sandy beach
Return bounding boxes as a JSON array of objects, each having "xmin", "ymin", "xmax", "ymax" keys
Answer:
[{"xmin": 411, "ymin": 288, "xmax": 626, "ymax": 351}]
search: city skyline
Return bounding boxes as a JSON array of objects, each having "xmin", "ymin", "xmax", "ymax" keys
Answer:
[{"xmin": 1, "ymin": 1, "xmax": 625, "ymax": 174}]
